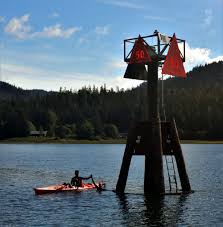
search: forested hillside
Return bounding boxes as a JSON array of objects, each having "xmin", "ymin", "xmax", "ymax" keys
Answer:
[{"xmin": 0, "ymin": 61, "xmax": 222, "ymax": 140}]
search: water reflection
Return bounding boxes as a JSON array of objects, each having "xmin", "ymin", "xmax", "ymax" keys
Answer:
[
  {"xmin": 117, "ymin": 193, "xmax": 189, "ymax": 226},
  {"xmin": 143, "ymin": 195, "xmax": 165, "ymax": 226}
]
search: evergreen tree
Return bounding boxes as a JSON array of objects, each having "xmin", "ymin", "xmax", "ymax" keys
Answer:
[
  {"xmin": 55, "ymin": 125, "xmax": 72, "ymax": 138},
  {"xmin": 104, "ymin": 124, "xmax": 119, "ymax": 138},
  {"xmin": 0, "ymin": 61, "xmax": 222, "ymax": 140},
  {"xmin": 77, "ymin": 121, "xmax": 95, "ymax": 139}
]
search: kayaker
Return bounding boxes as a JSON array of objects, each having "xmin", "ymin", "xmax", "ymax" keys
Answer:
[{"xmin": 71, "ymin": 170, "xmax": 92, "ymax": 187}]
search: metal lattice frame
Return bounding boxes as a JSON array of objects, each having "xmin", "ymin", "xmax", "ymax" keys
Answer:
[{"xmin": 124, "ymin": 31, "xmax": 186, "ymax": 64}]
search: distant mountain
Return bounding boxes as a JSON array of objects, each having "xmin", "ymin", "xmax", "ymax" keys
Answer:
[
  {"xmin": 163, "ymin": 61, "xmax": 223, "ymax": 89},
  {"xmin": 0, "ymin": 61, "xmax": 222, "ymax": 140},
  {"xmin": 1, "ymin": 61, "xmax": 222, "ymax": 97},
  {"xmin": 0, "ymin": 81, "xmax": 49, "ymax": 100}
]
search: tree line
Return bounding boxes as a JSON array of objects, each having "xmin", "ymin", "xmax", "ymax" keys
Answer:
[{"xmin": 0, "ymin": 61, "xmax": 222, "ymax": 140}]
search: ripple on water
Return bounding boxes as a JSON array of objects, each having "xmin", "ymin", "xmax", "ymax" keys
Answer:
[{"xmin": 0, "ymin": 144, "xmax": 223, "ymax": 226}]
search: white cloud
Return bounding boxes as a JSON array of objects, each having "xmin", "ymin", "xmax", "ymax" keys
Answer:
[
  {"xmin": 95, "ymin": 25, "xmax": 110, "ymax": 36},
  {"xmin": 207, "ymin": 56, "xmax": 223, "ymax": 64},
  {"xmin": 105, "ymin": 58, "xmax": 143, "ymax": 89},
  {"xmin": 98, "ymin": 0, "xmax": 144, "ymax": 9},
  {"xmin": 203, "ymin": 9, "xmax": 213, "ymax": 27},
  {"xmin": 110, "ymin": 59, "xmax": 126, "ymax": 69},
  {"xmin": 2, "ymin": 62, "xmax": 140, "ymax": 91},
  {"xmin": 110, "ymin": 45, "xmax": 223, "ymax": 81},
  {"xmin": 2, "ymin": 63, "xmax": 100, "ymax": 90},
  {"xmin": 79, "ymin": 37, "xmax": 89, "ymax": 44},
  {"xmin": 0, "ymin": 16, "xmax": 5, "ymax": 23},
  {"xmin": 2, "ymin": 42, "xmax": 222, "ymax": 91},
  {"xmin": 182, "ymin": 43, "xmax": 223, "ymax": 71},
  {"xmin": 32, "ymin": 24, "xmax": 81, "ymax": 39},
  {"xmin": 109, "ymin": 76, "xmax": 142, "ymax": 89},
  {"xmin": 50, "ymin": 12, "xmax": 60, "ymax": 18},
  {"xmin": 144, "ymin": 15, "xmax": 172, "ymax": 22},
  {"xmin": 2, "ymin": 47, "xmax": 222, "ymax": 91},
  {"xmin": 4, "ymin": 14, "xmax": 31, "ymax": 39},
  {"xmin": 4, "ymin": 14, "xmax": 80, "ymax": 39}
]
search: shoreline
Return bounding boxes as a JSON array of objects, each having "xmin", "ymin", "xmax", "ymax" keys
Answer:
[
  {"xmin": 0, "ymin": 137, "xmax": 126, "ymax": 144},
  {"xmin": 0, "ymin": 137, "xmax": 223, "ymax": 144}
]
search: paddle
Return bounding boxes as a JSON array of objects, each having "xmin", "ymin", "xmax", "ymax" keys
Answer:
[{"xmin": 91, "ymin": 175, "xmax": 104, "ymax": 191}]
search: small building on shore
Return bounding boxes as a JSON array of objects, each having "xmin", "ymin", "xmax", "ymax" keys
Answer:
[
  {"xmin": 30, "ymin": 130, "xmax": 47, "ymax": 137},
  {"xmin": 119, "ymin": 133, "xmax": 128, "ymax": 139}
]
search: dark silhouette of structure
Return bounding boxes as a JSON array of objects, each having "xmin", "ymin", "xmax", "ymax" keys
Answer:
[{"xmin": 116, "ymin": 30, "xmax": 191, "ymax": 195}]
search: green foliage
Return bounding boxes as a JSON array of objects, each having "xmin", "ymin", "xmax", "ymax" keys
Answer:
[
  {"xmin": 44, "ymin": 110, "xmax": 57, "ymax": 136},
  {"xmin": 27, "ymin": 121, "xmax": 36, "ymax": 132},
  {"xmin": 104, "ymin": 124, "xmax": 119, "ymax": 138},
  {"xmin": 3, "ymin": 111, "xmax": 31, "ymax": 138},
  {"xmin": 55, "ymin": 125, "xmax": 72, "ymax": 138},
  {"xmin": 0, "ymin": 61, "xmax": 222, "ymax": 140},
  {"xmin": 65, "ymin": 124, "xmax": 76, "ymax": 135},
  {"xmin": 77, "ymin": 121, "xmax": 95, "ymax": 139}
]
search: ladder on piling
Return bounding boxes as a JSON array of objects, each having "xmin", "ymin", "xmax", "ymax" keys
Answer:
[{"xmin": 165, "ymin": 155, "xmax": 178, "ymax": 193}]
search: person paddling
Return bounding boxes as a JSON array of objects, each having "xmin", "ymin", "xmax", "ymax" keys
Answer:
[{"xmin": 71, "ymin": 170, "xmax": 92, "ymax": 187}]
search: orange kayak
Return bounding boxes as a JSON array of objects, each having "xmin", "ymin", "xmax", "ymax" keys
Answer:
[{"xmin": 34, "ymin": 182, "xmax": 104, "ymax": 195}]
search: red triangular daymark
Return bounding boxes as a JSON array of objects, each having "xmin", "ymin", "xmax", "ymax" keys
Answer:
[
  {"xmin": 129, "ymin": 35, "xmax": 152, "ymax": 64},
  {"xmin": 162, "ymin": 33, "xmax": 186, "ymax": 78}
]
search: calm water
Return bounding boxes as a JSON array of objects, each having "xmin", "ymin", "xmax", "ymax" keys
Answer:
[{"xmin": 0, "ymin": 144, "xmax": 223, "ymax": 226}]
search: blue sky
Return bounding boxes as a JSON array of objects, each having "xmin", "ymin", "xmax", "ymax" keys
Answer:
[{"xmin": 0, "ymin": 0, "xmax": 222, "ymax": 91}]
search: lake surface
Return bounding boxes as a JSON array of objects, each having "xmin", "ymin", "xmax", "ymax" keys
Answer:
[{"xmin": 0, "ymin": 144, "xmax": 223, "ymax": 226}]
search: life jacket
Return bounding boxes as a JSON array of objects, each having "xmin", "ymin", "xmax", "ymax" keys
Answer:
[{"xmin": 71, "ymin": 177, "xmax": 84, "ymax": 187}]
